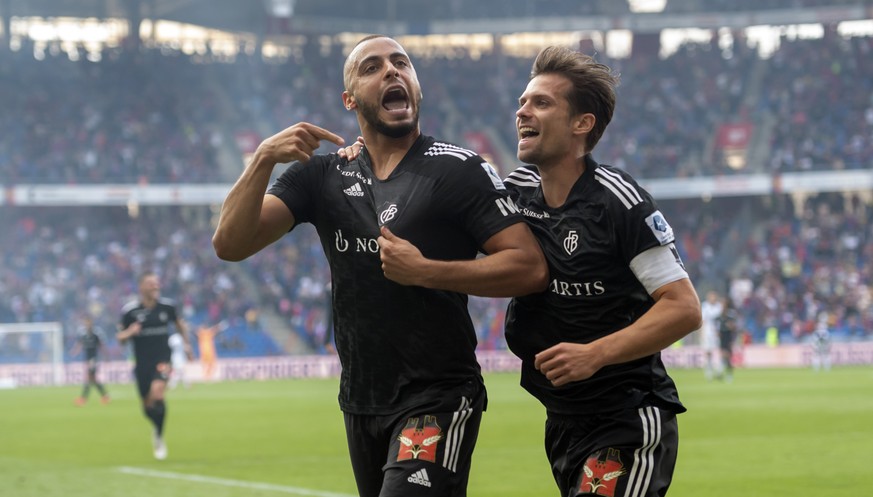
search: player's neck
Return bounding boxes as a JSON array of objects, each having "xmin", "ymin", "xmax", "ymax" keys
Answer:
[
  {"xmin": 361, "ymin": 129, "xmax": 420, "ymax": 180},
  {"xmin": 538, "ymin": 155, "xmax": 586, "ymax": 208}
]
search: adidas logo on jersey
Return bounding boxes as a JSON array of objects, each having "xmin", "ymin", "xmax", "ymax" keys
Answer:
[
  {"xmin": 407, "ymin": 468, "xmax": 432, "ymax": 487},
  {"xmin": 343, "ymin": 183, "xmax": 364, "ymax": 197}
]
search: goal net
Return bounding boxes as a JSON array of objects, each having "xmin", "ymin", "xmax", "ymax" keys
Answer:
[{"xmin": 0, "ymin": 322, "xmax": 64, "ymax": 387}]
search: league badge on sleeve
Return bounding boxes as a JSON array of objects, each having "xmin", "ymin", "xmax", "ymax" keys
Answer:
[
  {"xmin": 644, "ymin": 210, "xmax": 675, "ymax": 245},
  {"xmin": 480, "ymin": 162, "xmax": 506, "ymax": 190}
]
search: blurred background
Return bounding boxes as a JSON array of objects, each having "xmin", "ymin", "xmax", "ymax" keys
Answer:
[{"xmin": 1, "ymin": 0, "xmax": 871, "ymax": 377}]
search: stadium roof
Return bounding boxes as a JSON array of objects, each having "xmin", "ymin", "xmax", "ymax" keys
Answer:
[
  {"xmin": 7, "ymin": 0, "xmax": 871, "ymax": 36},
  {"xmin": 7, "ymin": 0, "xmax": 266, "ymax": 33},
  {"xmin": 6, "ymin": 0, "xmax": 611, "ymax": 36}
]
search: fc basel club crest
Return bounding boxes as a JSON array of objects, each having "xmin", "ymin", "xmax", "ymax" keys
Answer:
[
  {"xmin": 397, "ymin": 416, "xmax": 443, "ymax": 463},
  {"xmin": 563, "ymin": 229, "xmax": 579, "ymax": 255},
  {"xmin": 379, "ymin": 203, "xmax": 398, "ymax": 225},
  {"xmin": 578, "ymin": 448, "xmax": 627, "ymax": 497}
]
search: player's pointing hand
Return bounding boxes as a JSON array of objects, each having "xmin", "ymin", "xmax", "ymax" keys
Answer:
[
  {"xmin": 378, "ymin": 226, "xmax": 429, "ymax": 286},
  {"xmin": 256, "ymin": 122, "xmax": 345, "ymax": 164},
  {"xmin": 337, "ymin": 136, "xmax": 366, "ymax": 161}
]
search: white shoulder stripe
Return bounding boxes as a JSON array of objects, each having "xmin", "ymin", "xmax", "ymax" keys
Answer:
[
  {"xmin": 426, "ymin": 142, "xmax": 477, "ymax": 161},
  {"xmin": 121, "ymin": 300, "xmax": 140, "ymax": 313},
  {"xmin": 595, "ymin": 169, "xmax": 642, "ymax": 209},
  {"xmin": 596, "ymin": 175, "xmax": 635, "ymax": 209},
  {"xmin": 598, "ymin": 167, "xmax": 643, "ymax": 203},
  {"xmin": 505, "ymin": 167, "xmax": 541, "ymax": 188},
  {"xmin": 442, "ymin": 150, "xmax": 473, "ymax": 161},
  {"xmin": 504, "ymin": 167, "xmax": 541, "ymax": 187},
  {"xmin": 504, "ymin": 178, "xmax": 541, "ymax": 188},
  {"xmin": 433, "ymin": 141, "xmax": 476, "ymax": 155},
  {"xmin": 507, "ymin": 168, "xmax": 540, "ymax": 181}
]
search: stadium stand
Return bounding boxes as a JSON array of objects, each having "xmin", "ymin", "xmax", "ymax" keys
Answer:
[
  {"xmin": 1, "ymin": 2, "xmax": 872, "ymax": 363},
  {"xmin": 0, "ymin": 42, "xmax": 229, "ymax": 184}
]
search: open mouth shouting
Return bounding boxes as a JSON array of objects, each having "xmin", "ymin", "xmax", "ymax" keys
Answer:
[{"xmin": 382, "ymin": 86, "xmax": 410, "ymax": 114}]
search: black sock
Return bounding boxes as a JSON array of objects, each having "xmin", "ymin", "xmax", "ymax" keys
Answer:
[
  {"xmin": 81, "ymin": 384, "xmax": 91, "ymax": 398},
  {"xmin": 144, "ymin": 400, "xmax": 167, "ymax": 436},
  {"xmin": 96, "ymin": 383, "xmax": 107, "ymax": 396}
]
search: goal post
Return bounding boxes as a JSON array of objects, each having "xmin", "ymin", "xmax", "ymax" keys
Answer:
[{"xmin": 0, "ymin": 322, "xmax": 64, "ymax": 386}]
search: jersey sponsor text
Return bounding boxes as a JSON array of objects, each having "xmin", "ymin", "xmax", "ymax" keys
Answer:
[
  {"xmin": 494, "ymin": 197, "xmax": 520, "ymax": 216},
  {"xmin": 521, "ymin": 207, "xmax": 550, "ymax": 219},
  {"xmin": 334, "ymin": 230, "xmax": 379, "ymax": 253},
  {"xmin": 550, "ymin": 278, "xmax": 605, "ymax": 297}
]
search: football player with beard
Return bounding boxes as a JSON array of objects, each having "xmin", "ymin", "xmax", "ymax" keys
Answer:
[{"xmin": 213, "ymin": 35, "xmax": 547, "ymax": 497}]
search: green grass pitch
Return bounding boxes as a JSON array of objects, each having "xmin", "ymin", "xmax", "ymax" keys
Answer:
[{"xmin": 2, "ymin": 367, "xmax": 871, "ymax": 496}]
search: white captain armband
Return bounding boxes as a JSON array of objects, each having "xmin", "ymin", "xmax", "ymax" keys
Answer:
[{"xmin": 629, "ymin": 243, "xmax": 689, "ymax": 295}]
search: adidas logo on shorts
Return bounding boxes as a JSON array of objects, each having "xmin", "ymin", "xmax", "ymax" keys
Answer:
[{"xmin": 407, "ymin": 468, "xmax": 432, "ymax": 487}]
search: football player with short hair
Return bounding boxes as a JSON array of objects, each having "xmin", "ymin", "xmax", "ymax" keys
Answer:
[
  {"xmin": 213, "ymin": 35, "xmax": 548, "ymax": 497},
  {"xmin": 71, "ymin": 315, "xmax": 110, "ymax": 406},
  {"xmin": 502, "ymin": 46, "xmax": 702, "ymax": 497},
  {"xmin": 118, "ymin": 272, "xmax": 192, "ymax": 460}
]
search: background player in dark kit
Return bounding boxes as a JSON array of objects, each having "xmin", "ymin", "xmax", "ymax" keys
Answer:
[
  {"xmin": 212, "ymin": 35, "xmax": 547, "ymax": 497},
  {"xmin": 502, "ymin": 46, "xmax": 702, "ymax": 497},
  {"xmin": 71, "ymin": 315, "xmax": 110, "ymax": 406},
  {"xmin": 118, "ymin": 272, "xmax": 192, "ymax": 460},
  {"xmin": 717, "ymin": 298, "xmax": 740, "ymax": 382}
]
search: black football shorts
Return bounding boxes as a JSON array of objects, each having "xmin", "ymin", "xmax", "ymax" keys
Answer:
[
  {"xmin": 344, "ymin": 380, "xmax": 486, "ymax": 497},
  {"xmin": 545, "ymin": 404, "xmax": 679, "ymax": 497}
]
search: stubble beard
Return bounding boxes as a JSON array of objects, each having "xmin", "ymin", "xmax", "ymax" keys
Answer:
[
  {"xmin": 358, "ymin": 99, "xmax": 419, "ymax": 139},
  {"xmin": 518, "ymin": 140, "xmax": 562, "ymax": 168},
  {"xmin": 517, "ymin": 147, "xmax": 541, "ymax": 166}
]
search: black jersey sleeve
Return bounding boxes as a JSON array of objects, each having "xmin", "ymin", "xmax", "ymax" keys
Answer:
[
  {"xmin": 164, "ymin": 301, "xmax": 179, "ymax": 323},
  {"xmin": 119, "ymin": 303, "xmax": 136, "ymax": 331},
  {"xmin": 267, "ymin": 154, "xmax": 334, "ymax": 227},
  {"xmin": 503, "ymin": 165, "xmax": 540, "ymax": 204},
  {"xmin": 438, "ymin": 157, "xmax": 524, "ymax": 249},
  {"xmin": 597, "ymin": 166, "xmax": 676, "ymax": 265}
]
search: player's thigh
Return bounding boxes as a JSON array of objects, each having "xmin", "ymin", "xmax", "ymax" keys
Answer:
[
  {"xmin": 149, "ymin": 363, "xmax": 170, "ymax": 399},
  {"xmin": 381, "ymin": 388, "xmax": 485, "ymax": 497},
  {"xmin": 87, "ymin": 359, "xmax": 98, "ymax": 378},
  {"xmin": 344, "ymin": 385, "xmax": 485, "ymax": 497},
  {"xmin": 546, "ymin": 405, "xmax": 679, "ymax": 497},
  {"xmin": 134, "ymin": 362, "xmax": 170, "ymax": 400},
  {"xmin": 344, "ymin": 412, "xmax": 391, "ymax": 497}
]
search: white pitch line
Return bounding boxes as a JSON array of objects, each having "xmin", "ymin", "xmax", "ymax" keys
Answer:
[{"xmin": 117, "ymin": 466, "xmax": 356, "ymax": 497}]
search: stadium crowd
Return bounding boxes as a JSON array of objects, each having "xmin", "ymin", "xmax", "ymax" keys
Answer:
[
  {"xmin": 0, "ymin": 206, "xmax": 283, "ymax": 363},
  {"xmin": 3, "ymin": 31, "xmax": 870, "ymax": 184},
  {"xmin": 732, "ymin": 192, "xmax": 872, "ymax": 342},
  {"xmin": 761, "ymin": 35, "xmax": 873, "ymax": 172},
  {"xmin": 2, "ymin": 28, "xmax": 872, "ymax": 363},
  {"xmin": 0, "ymin": 41, "xmax": 226, "ymax": 184}
]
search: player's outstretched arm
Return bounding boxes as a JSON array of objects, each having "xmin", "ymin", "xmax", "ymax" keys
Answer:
[
  {"xmin": 213, "ymin": 123, "xmax": 344, "ymax": 261},
  {"xmin": 378, "ymin": 223, "xmax": 548, "ymax": 298}
]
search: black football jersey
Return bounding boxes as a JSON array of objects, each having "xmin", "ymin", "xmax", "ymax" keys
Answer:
[
  {"xmin": 503, "ymin": 155, "xmax": 686, "ymax": 415},
  {"xmin": 119, "ymin": 298, "xmax": 179, "ymax": 366},
  {"xmin": 269, "ymin": 134, "xmax": 524, "ymax": 415},
  {"xmin": 76, "ymin": 327, "xmax": 105, "ymax": 360}
]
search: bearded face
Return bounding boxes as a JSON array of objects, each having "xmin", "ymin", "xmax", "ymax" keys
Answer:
[{"xmin": 357, "ymin": 94, "xmax": 420, "ymax": 138}]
